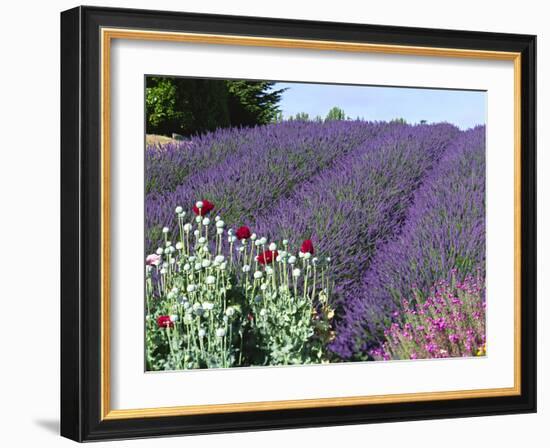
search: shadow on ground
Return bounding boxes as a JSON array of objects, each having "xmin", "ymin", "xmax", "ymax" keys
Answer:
[{"xmin": 34, "ymin": 419, "xmax": 59, "ymax": 435}]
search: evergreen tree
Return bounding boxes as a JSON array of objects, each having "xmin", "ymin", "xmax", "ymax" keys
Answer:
[{"xmin": 145, "ymin": 77, "xmax": 285, "ymax": 137}]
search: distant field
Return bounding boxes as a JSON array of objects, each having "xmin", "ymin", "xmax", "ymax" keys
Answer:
[{"xmin": 145, "ymin": 134, "xmax": 177, "ymax": 146}]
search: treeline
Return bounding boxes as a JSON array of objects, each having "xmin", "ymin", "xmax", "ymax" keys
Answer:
[
  {"xmin": 146, "ymin": 77, "xmax": 412, "ymax": 137},
  {"xmin": 286, "ymin": 106, "xmax": 348, "ymax": 122},
  {"xmin": 146, "ymin": 77, "xmax": 286, "ymax": 137}
]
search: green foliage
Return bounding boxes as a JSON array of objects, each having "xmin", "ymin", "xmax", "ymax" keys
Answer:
[
  {"xmin": 325, "ymin": 106, "xmax": 347, "ymax": 121},
  {"xmin": 391, "ymin": 117, "xmax": 408, "ymax": 124},
  {"xmin": 290, "ymin": 112, "xmax": 310, "ymax": 122},
  {"xmin": 145, "ymin": 77, "xmax": 285, "ymax": 137},
  {"xmin": 145, "ymin": 209, "xmax": 335, "ymax": 370},
  {"xmin": 226, "ymin": 80, "xmax": 285, "ymax": 127},
  {"xmin": 273, "ymin": 111, "xmax": 284, "ymax": 123},
  {"xmin": 145, "ymin": 78, "xmax": 184, "ymax": 136}
]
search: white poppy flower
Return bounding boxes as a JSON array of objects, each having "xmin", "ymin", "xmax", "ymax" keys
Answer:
[
  {"xmin": 175, "ymin": 206, "xmax": 183, "ymax": 214},
  {"xmin": 205, "ymin": 275, "xmax": 216, "ymax": 285}
]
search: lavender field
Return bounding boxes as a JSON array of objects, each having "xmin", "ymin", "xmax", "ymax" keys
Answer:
[{"xmin": 144, "ymin": 120, "xmax": 486, "ymax": 370}]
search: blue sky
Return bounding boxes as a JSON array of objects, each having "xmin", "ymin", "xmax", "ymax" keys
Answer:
[{"xmin": 273, "ymin": 82, "xmax": 486, "ymax": 130}]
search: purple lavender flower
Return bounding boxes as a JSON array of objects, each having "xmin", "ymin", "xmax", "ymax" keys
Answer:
[{"xmin": 331, "ymin": 126, "xmax": 486, "ymax": 359}]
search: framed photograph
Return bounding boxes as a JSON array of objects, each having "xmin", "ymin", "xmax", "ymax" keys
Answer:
[{"xmin": 60, "ymin": 6, "xmax": 536, "ymax": 441}]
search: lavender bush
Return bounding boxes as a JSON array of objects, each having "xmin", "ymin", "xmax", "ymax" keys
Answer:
[
  {"xmin": 331, "ymin": 126, "xmax": 486, "ymax": 359},
  {"xmin": 145, "ymin": 120, "xmax": 383, "ymax": 252},
  {"xmin": 146, "ymin": 126, "xmax": 277, "ymax": 194},
  {"xmin": 251, "ymin": 123, "xmax": 459, "ymax": 309}
]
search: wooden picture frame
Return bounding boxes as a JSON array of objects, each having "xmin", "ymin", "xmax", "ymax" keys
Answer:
[{"xmin": 61, "ymin": 5, "xmax": 536, "ymax": 441}]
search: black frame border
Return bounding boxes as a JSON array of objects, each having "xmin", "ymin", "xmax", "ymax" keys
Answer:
[{"xmin": 61, "ymin": 5, "xmax": 536, "ymax": 442}]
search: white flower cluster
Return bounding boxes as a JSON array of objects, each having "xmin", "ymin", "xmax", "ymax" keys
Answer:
[{"xmin": 145, "ymin": 203, "xmax": 334, "ymax": 371}]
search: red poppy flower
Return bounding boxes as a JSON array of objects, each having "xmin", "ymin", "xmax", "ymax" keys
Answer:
[
  {"xmin": 301, "ymin": 239, "xmax": 315, "ymax": 255},
  {"xmin": 257, "ymin": 250, "xmax": 278, "ymax": 265},
  {"xmin": 236, "ymin": 226, "xmax": 252, "ymax": 240},
  {"xmin": 192, "ymin": 199, "xmax": 215, "ymax": 216},
  {"xmin": 157, "ymin": 315, "xmax": 174, "ymax": 328}
]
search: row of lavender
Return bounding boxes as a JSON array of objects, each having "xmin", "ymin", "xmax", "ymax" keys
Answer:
[
  {"xmin": 145, "ymin": 121, "xmax": 486, "ymax": 361},
  {"xmin": 251, "ymin": 124, "xmax": 459, "ymax": 307},
  {"xmin": 330, "ymin": 126, "xmax": 486, "ymax": 359},
  {"xmin": 146, "ymin": 120, "xmax": 384, "ymax": 251}
]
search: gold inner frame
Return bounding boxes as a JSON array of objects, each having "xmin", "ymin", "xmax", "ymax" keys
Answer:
[{"xmin": 100, "ymin": 28, "xmax": 522, "ymax": 420}]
